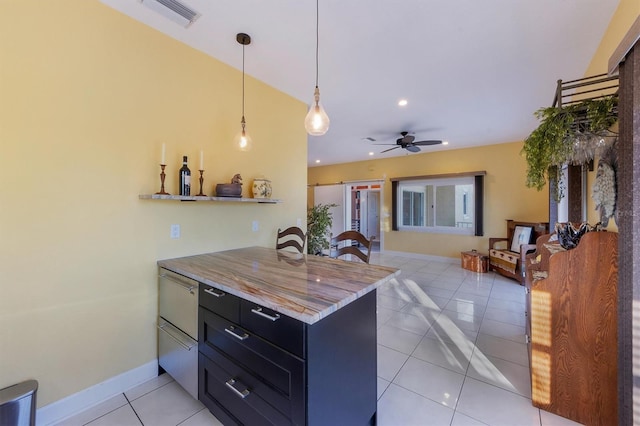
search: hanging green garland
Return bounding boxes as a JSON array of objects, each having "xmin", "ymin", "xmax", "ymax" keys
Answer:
[{"xmin": 521, "ymin": 96, "xmax": 617, "ymax": 199}]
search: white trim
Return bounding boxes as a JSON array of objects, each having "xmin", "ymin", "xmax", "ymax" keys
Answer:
[
  {"xmin": 380, "ymin": 250, "xmax": 457, "ymax": 264},
  {"xmin": 37, "ymin": 360, "xmax": 158, "ymax": 426}
]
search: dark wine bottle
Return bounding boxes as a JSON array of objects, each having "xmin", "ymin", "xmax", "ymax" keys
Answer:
[{"xmin": 179, "ymin": 156, "xmax": 191, "ymax": 196}]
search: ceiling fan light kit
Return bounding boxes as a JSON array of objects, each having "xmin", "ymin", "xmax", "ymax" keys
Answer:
[
  {"xmin": 234, "ymin": 33, "xmax": 252, "ymax": 151},
  {"xmin": 304, "ymin": 0, "xmax": 330, "ymax": 136}
]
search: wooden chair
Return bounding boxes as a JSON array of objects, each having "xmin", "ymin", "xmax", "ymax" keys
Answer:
[
  {"xmin": 275, "ymin": 226, "xmax": 307, "ymax": 254},
  {"xmin": 329, "ymin": 231, "xmax": 374, "ymax": 264},
  {"xmin": 488, "ymin": 219, "xmax": 549, "ymax": 284}
]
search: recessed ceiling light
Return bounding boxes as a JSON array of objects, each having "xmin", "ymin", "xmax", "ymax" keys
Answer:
[
  {"xmin": 443, "ymin": 141, "xmax": 449, "ymax": 145},
  {"xmin": 369, "ymin": 152, "xmax": 374, "ymax": 156},
  {"xmin": 398, "ymin": 99, "xmax": 408, "ymax": 106},
  {"xmin": 315, "ymin": 159, "xmax": 321, "ymax": 163}
]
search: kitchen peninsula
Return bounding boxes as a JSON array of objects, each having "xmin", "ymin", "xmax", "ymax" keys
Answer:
[{"xmin": 158, "ymin": 246, "xmax": 399, "ymax": 425}]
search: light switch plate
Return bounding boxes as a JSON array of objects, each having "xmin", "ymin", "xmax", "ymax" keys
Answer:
[
  {"xmin": 252, "ymin": 221, "xmax": 259, "ymax": 232},
  {"xmin": 170, "ymin": 224, "xmax": 180, "ymax": 239}
]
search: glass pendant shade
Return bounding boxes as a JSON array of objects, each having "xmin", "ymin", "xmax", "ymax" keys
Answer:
[
  {"xmin": 304, "ymin": 87, "xmax": 330, "ymax": 136},
  {"xmin": 234, "ymin": 117, "xmax": 252, "ymax": 151}
]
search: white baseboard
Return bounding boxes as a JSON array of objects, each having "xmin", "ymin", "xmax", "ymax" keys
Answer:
[
  {"xmin": 381, "ymin": 250, "xmax": 457, "ymax": 263},
  {"xmin": 37, "ymin": 360, "xmax": 158, "ymax": 426}
]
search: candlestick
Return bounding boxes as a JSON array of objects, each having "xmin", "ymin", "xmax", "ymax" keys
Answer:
[
  {"xmin": 161, "ymin": 143, "xmax": 166, "ymax": 165},
  {"xmin": 155, "ymin": 164, "xmax": 170, "ymax": 195},
  {"xmin": 196, "ymin": 170, "xmax": 206, "ymax": 196}
]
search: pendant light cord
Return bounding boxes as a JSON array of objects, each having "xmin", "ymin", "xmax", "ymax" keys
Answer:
[
  {"xmin": 242, "ymin": 43, "xmax": 246, "ymax": 119},
  {"xmin": 315, "ymin": 0, "xmax": 319, "ymax": 88}
]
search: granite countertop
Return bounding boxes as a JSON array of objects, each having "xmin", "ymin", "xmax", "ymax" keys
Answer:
[{"xmin": 158, "ymin": 246, "xmax": 400, "ymax": 325}]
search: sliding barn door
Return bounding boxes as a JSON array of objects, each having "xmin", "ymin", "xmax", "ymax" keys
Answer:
[{"xmin": 313, "ymin": 185, "xmax": 346, "ymax": 241}]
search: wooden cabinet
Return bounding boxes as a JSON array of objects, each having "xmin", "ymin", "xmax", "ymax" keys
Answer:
[
  {"xmin": 198, "ymin": 282, "xmax": 377, "ymax": 425},
  {"xmin": 524, "ymin": 231, "xmax": 618, "ymax": 425}
]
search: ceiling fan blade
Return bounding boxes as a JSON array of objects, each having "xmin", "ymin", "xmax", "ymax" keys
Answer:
[
  {"xmin": 372, "ymin": 143, "xmax": 399, "ymax": 146},
  {"xmin": 381, "ymin": 146, "xmax": 401, "ymax": 153},
  {"xmin": 406, "ymin": 145, "xmax": 421, "ymax": 153},
  {"xmin": 413, "ymin": 140, "xmax": 443, "ymax": 146}
]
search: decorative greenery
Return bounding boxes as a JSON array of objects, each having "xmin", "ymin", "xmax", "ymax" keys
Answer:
[
  {"xmin": 307, "ymin": 203, "xmax": 337, "ymax": 255},
  {"xmin": 521, "ymin": 96, "xmax": 617, "ymax": 200},
  {"xmin": 586, "ymin": 96, "xmax": 618, "ymax": 131}
]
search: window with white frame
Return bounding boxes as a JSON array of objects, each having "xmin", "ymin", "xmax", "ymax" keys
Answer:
[{"xmin": 391, "ymin": 172, "xmax": 485, "ymax": 236}]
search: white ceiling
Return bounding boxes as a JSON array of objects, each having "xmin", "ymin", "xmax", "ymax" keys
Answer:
[{"xmin": 100, "ymin": 0, "xmax": 619, "ymax": 167}]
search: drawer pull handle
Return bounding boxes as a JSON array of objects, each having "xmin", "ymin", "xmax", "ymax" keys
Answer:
[
  {"xmin": 224, "ymin": 326, "xmax": 249, "ymax": 341},
  {"xmin": 225, "ymin": 379, "xmax": 250, "ymax": 399},
  {"xmin": 204, "ymin": 288, "xmax": 225, "ymax": 298},
  {"xmin": 251, "ymin": 307, "xmax": 280, "ymax": 322},
  {"xmin": 159, "ymin": 274, "xmax": 196, "ymax": 294},
  {"xmin": 157, "ymin": 323, "xmax": 195, "ymax": 351}
]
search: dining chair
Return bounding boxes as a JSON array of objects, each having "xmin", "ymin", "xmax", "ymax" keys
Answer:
[
  {"xmin": 275, "ymin": 226, "xmax": 307, "ymax": 254},
  {"xmin": 329, "ymin": 231, "xmax": 374, "ymax": 264}
]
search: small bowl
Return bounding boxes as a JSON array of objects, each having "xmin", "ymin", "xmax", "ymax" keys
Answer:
[{"xmin": 215, "ymin": 183, "xmax": 242, "ymax": 197}]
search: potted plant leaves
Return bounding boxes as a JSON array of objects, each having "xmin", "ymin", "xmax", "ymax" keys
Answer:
[{"xmin": 306, "ymin": 203, "xmax": 337, "ymax": 255}]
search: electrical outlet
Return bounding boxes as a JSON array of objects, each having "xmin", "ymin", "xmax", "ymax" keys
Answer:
[
  {"xmin": 296, "ymin": 218, "xmax": 302, "ymax": 227},
  {"xmin": 170, "ymin": 224, "xmax": 180, "ymax": 239},
  {"xmin": 252, "ymin": 220, "xmax": 259, "ymax": 232}
]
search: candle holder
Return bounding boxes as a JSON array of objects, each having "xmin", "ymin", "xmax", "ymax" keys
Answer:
[
  {"xmin": 196, "ymin": 170, "xmax": 206, "ymax": 196},
  {"xmin": 155, "ymin": 164, "xmax": 170, "ymax": 195}
]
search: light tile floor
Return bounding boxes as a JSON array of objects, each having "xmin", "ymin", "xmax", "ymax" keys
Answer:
[{"xmin": 55, "ymin": 252, "xmax": 583, "ymax": 426}]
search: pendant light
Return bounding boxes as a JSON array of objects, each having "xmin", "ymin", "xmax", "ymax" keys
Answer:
[
  {"xmin": 304, "ymin": 0, "xmax": 330, "ymax": 136},
  {"xmin": 235, "ymin": 33, "xmax": 252, "ymax": 151}
]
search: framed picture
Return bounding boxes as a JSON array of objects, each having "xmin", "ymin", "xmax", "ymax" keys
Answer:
[{"xmin": 511, "ymin": 226, "xmax": 533, "ymax": 252}]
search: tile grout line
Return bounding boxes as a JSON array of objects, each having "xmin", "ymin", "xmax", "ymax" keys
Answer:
[{"xmin": 123, "ymin": 393, "xmax": 144, "ymax": 425}]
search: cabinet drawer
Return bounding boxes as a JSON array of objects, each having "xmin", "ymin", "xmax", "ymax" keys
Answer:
[
  {"xmin": 240, "ymin": 299, "xmax": 305, "ymax": 358},
  {"xmin": 199, "ymin": 283, "xmax": 240, "ymax": 323},
  {"xmin": 159, "ymin": 269, "xmax": 198, "ymax": 339},
  {"xmin": 199, "ymin": 308, "xmax": 305, "ymax": 425},
  {"xmin": 158, "ymin": 318, "xmax": 198, "ymax": 400},
  {"xmin": 199, "ymin": 353, "xmax": 292, "ymax": 426}
]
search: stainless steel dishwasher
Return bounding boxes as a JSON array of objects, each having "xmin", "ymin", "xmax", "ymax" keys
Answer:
[{"xmin": 158, "ymin": 268, "xmax": 198, "ymax": 399}]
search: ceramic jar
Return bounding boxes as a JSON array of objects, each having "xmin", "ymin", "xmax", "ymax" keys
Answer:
[{"xmin": 252, "ymin": 178, "xmax": 272, "ymax": 198}]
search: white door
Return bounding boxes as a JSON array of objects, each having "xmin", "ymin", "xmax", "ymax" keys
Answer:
[
  {"xmin": 313, "ymin": 185, "xmax": 345, "ymax": 241},
  {"xmin": 366, "ymin": 191, "xmax": 380, "ymax": 240}
]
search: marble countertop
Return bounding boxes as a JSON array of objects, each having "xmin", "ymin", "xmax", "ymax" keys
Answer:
[{"xmin": 158, "ymin": 246, "xmax": 399, "ymax": 325}]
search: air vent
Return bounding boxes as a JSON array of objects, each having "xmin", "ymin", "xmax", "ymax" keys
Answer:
[{"xmin": 141, "ymin": 0, "xmax": 200, "ymax": 28}]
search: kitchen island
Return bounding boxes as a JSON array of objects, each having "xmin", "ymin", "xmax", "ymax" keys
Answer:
[{"xmin": 158, "ymin": 246, "xmax": 399, "ymax": 426}]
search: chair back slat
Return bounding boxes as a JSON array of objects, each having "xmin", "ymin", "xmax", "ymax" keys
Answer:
[
  {"xmin": 276, "ymin": 227, "xmax": 307, "ymax": 254},
  {"xmin": 330, "ymin": 231, "xmax": 374, "ymax": 264}
]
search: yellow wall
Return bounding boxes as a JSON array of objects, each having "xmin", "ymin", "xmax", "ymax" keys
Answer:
[
  {"xmin": 582, "ymin": 0, "xmax": 640, "ymax": 230},
  {"xmin": 0, "ymin": 0, "xmax": 307, "ymax": 407},
  {"xmin": 308, "ymin": 142, "xmax": 548, "ymax": 258}
]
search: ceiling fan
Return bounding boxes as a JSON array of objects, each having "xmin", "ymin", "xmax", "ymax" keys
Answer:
[{"xmin": 376, "ymin": 131, "xmax": 442, "ymax": 153}]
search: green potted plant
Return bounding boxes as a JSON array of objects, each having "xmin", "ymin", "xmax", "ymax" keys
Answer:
[{"xmin": 307, "ymin": 203, "xmax": 337, "ymax": 255}]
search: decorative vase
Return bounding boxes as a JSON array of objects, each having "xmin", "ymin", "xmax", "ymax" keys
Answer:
[{"xmin": 252, "ymin": 178, "xmax": 272, "ymax": 198}]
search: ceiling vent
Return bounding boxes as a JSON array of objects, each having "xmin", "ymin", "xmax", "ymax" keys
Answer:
[{"xmin": 141, "ymin": 0, "xmax": 200, "ymax": 28}]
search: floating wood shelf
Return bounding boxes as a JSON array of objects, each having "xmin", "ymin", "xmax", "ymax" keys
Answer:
[{"xmin": 139, "ymin": 194, "xmax": 281, "ymax": 204}]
